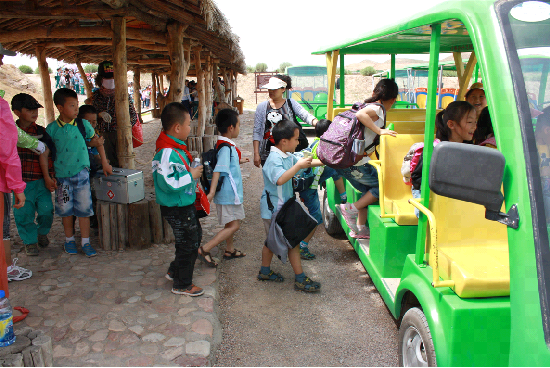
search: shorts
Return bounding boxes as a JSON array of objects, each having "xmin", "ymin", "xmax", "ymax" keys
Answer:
[
  {"xmin": 337, "ymin": 163, "xmax": 379, "ymax": 198},
  {"xmin": 3, "ymin": 193, "xmax": 10, "ymax": 240},
  {"xmin": 299, "ymin": 188, "xmax": 323, "ymax": 225},
  {"xmin": 216, "ymin": 203, "xmax": 245, "ymax": 225},
  {"xmin": 55, "ymin": 169, "xmax": 94, "ymax": 218}
]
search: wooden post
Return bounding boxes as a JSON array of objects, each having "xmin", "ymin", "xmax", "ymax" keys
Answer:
[
  {"xmin": 222, "ymin": 67, "xmax": 231, "ymax": 103},
  {"xmin": 133, "ymin": 67, "xmax": 141, "ymax": 116},
  {"xmin": 205, "ymin": 54, "xmax": 213, "ymax": 120},
  {"xmin": 148, "ymin": 199, "xmax": 163, "ymax": 244},
  {"xmin": 151, "ymin": 72, "xmax": 158, "ymax": 117},
  {"xmin": 76, "ymin": 60, "xmax": 93, "ymax": 99},
  {"xmin": 212, "ymin": 59, "xmax": 225, "ymax": 104},
  {"xmin": 127, "ymin": 199, "xmax": 151, "ymax": 249},
  {"xmin": 112, "ymin": 16, "xmax": 134, "ymax": 169},
  {"xmin": 117, "ymin": 203, "xmax": 127, "ymax": 251},
  {"xmin": 193, "ymin": 47, "xmax": 207, "ymax": 137},
  {"xmin": 100, "ymin": 202, "xmax": 111, "ymax": 250},
  {"xmin": 159, "ymin": 74, "xmax": 164, "ymax": 95},
  {"xmin": 232, "ymin": 70, "xmax": 238, "ymax": 100},
  {"xmin": 35, "ymin": 45, "xmax": 54, "ymax": 125},
  {"xmin": 166, "ymin": 23, "xmax": 185, "ymax": 103}
]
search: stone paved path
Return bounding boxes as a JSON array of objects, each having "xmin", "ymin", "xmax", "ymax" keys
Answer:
[{"xmin": 6, "ymin": 110, "xmax": 257, "ymax": 366}]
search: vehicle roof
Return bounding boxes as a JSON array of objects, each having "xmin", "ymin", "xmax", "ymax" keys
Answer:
[{"xmin": 312, "ymin": 0, "xmax": 495, "ymax": 55}]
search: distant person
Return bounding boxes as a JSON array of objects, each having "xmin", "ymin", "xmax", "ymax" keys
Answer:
[{"xmin": 181, "ymin": 80, "xmax": 191, "ymax": 114}]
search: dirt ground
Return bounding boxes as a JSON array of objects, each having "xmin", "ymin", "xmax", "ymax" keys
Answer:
[{"xmin": 213, "ymin": 111, "xmax": 398, "ymax": 367}]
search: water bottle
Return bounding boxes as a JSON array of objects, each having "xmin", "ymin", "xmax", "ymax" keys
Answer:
[
  {"xmin": 190, "ymin": 158, "xmax": 202, "ymax": 188},
  {"xmin": 0, "ymin": 290, "xmax": 15, "ymax": 347},
  {"xmin": 203, "ymin": 161, "xmax": 213, "ymax": 181}
]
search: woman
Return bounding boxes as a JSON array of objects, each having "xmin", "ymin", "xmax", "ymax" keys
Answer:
[
  {"xmin": 253, "ymin": 75, "xmax": 318, "ymax": 167},
  {"xmin": 90, "ymin": 60, "xmax": 139, "ymax": 168},
  {"xmin": 465, "ymin": 82, "xmax": 487, "ymax": 122}
]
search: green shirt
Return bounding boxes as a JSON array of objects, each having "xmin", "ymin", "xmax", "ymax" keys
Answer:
[{"xmin": 46, "ymin": 117, "xmax": 95, "ymax": 178}]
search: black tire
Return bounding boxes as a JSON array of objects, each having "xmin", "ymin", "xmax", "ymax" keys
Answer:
[
  {"xmin": 322, "ymin": 190, "xmax": 344, "ymax": 236},
  {"xmin": 398, "ymin": 307, "xmax": 437, "ymax": 367}
]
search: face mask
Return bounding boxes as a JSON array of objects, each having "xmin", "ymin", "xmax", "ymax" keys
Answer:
[{"xmin": 102, "ymin": 79, "xmax": 115, "ymax": 90}]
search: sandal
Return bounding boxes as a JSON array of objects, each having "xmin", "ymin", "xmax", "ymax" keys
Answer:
[
  {"xmin": 299, "ymin": 247, "xmax": 316, "ymax": 260},
  {"xmin": 13, "ymin": 307, "xmax": 29, "ymax": 323},
  {"xmin": 198, "ymin": 246, "xmax": 218, "ymax": 268},
  {"xmin": 223, "ymin": 249, "xmax": 246, "ymax": 260},
  {"xmin": 294, "ymin": 277, "xmax": 321, "ymax": 292},
  {"xmin": 257, "ymin": 270, "xmax": 284, "ymax": 282}
]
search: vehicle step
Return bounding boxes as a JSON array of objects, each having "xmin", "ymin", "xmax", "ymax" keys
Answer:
[
  {"xmin": 357, "ymin": 239, "xmax": 370, "ymax": 256},
  {"xmin": 381, "ymin": 278, "xmax": 400, "ymax": 301}
]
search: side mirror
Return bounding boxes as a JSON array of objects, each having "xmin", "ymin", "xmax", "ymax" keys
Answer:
[{"xmin": 429, "ymin": 142, "xmax": 518, "ymax": 228}]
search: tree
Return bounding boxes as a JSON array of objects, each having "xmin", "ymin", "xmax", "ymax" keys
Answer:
[
  {"xmin": 84, "ymin": 64, "xmax": 98, "ymax": 73},
  {"xmin": 278, "ymin": 62, "xmax": 292, "ymax": 73},
  {"xmin": 18, "ymin": 65, "xmax": 33, "ymax": 74},
  {"xmin": 360, "ymin": 66, "xmax": 377, "ymax": 76},
  {"xmin": 246, "ymin": 65, "xmax": 255, "ymax": 73},
  {"xmin": 34, "ymin": 66, "xmax": 52, "ymax": 74},
  {"xmin": 255, "ymin": 63, "xmax": 268, "ymax": 73}
]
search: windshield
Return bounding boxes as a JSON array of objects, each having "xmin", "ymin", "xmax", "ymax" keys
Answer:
[{"xmin": 501, "ymin": 0, "xmax": 550, "ymax": 345}]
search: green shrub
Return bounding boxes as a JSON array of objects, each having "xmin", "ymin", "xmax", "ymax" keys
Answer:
[
  {"xmin": 335, "ymin": 69, "xmax": 353, "ymax": 76},
  {"xmin": 255, "ymin": 63, "xmax": 268, "ymax": 73},
  {"xmin": 246, "ymin": 65, "xmax": 255, "ymax": 73},
  {"xmin": 443, "ymin": 70, "xmax": 457, "ymax": 77},
  {"xmin": 34, "ymin": 67, "xmax": 52, "ymax": 74},
  {"xmin": 279, "ymin": 62, "xmax": 292, "ymax": 73},
  {"xmin": 18, "ymin": 65, "xmax": 33, "ymax": 74},
  {"xmin": 84, "ymin": 64, "xmax": 98, "ymax": 73},
  {"xmin": 360, "ymin": 66, "xmax": 377, "ymax": 76}
]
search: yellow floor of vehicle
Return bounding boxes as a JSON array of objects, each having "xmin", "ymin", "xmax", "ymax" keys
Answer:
[{"xmin": 428, "ymin": 194, "xmax": 510, "ymax": 298}]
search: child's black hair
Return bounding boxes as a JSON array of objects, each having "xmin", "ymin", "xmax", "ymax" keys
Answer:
[
  {"xmin": 53, "ymin": 88, "xmax": 78, "ymax": 107},
  {"xmin": 161, "ymin": 102, "xmax": 190, "ymax": 131},
  {"xmin": 77, "ymin": 104, "xmax": 98, "ymax": 119},
  {"xmin": 435, "ymin": 101, "xmax": 476, "ymax": 141},
  {"xmin": 365, "ymin": 78, "xmax": 398, "ymax": 103},
  {"xmin": 273, "ymin": 119, "xmax": 298, "ymax": 144},
  {"xmin": 473, "ymin": 107, "xmax": 494, "ymax": 144},
  {"xmin": 315, "ymin": 119, "xmax": 332, "ymax": 138},
  {"xmin": 274, "ymin": 74, "xmax": 292, "ymax": 90},
  {"xmin": 215, "ymin": 108, "xmax": 239, "ymax": 134}
]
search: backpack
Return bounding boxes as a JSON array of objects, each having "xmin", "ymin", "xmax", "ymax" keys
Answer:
[
  {"xmin": 263, "ymin": 99, "xmax": 309, "ymax": 154},
  {"xmin": 200, "ymin": 142, "xmax": 232, "ymax": 194},
  {"xmin": 317, "ymin": 102, "xmax": 386, "ymax": 169}
]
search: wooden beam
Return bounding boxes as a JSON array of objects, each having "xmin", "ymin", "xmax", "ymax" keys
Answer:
[
  {"xmin": 76, "ymin": 59, "xmax": 93, "ymax": 99},
  {"xmin": 133, "ymin": 67, "xmax": 141, "ymax": 116},
  {"xmin": 43, "ymin": 39, "xmax": 168, "ymax": 52},
  {"xmin": 128, "ymin": 58, "xmax": 170, "ymax": 65},
  {"xmin": 35, "ymin": 45, "xmax": 54, "ymax": 124},
  {"xmin": 457, "ymin": 52, "xmax": 477, "ymax": 101},
  {"xmin": 453, "ymin": 51, "xmax": 465, "ymax": 86},
  {"xmin": 112, "ymin": 16, "xmax": 134, "ymax": 169},
  {"xmin": 101, "ymin": 0, "xmax": 129, "ymax": 9},
  {"xmin": 166, "ymin": 22, "xmax": 185, "ymax": 103}
]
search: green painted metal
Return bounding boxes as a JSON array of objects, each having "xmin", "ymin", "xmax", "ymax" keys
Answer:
[
  {"xmin": 340, "ymin": 52, "xmax": 345, "ymax": 108},
  {"xmin": 415, "ymin": 23, "xmax": 441, "ymax": 265},
  {"xmin": 390, "ymin": 54, "xmax": 396, "ymax": 79}
]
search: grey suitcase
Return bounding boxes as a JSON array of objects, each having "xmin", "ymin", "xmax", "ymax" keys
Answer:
[{"xmin": 92, "ymin": 168, "xmax": 145, "ymax": 204}]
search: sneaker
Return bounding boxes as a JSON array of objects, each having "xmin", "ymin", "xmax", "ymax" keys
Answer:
[
  {"xmin": 294, "ymin": 276, "xmax": 321, "ymax": 292},
  {"xmin": 257, "ymin": 270, "xmax": 284, "ymax": 282},
  {"xmin": 165, "ymin": 270, "xmax": 174, "ymax": 281},
  {"xmin": 7, "ymin": 259, "xmax": 32, "ymax": 282},
  {"xmin": 25, "ymin": 243, "xmax": 39, "ymax": 256},
  {"xmin": 82, "ymin": 243, "xmax": 97, "ymax": 258},
  {"xmin": 339, "ymin": 203, "xmax": 359, "ymax": 230},
  {"xmin": 37, "ymin": 235, "xmax": 49, "ymax": 248},
  {"xmin": 299, "ymin": 247, "xmax": 316, "ymax": 260},
  {"xmin": 349, "ymin": 227, "xmax": 370, "ymax": 239},
  {"xmin": 171, "ymin": 284, "xmax": 204, "ymax": 296},
  {"xmin": 64, "ymin": 241, "xmax": 78, "ymax": 255}
]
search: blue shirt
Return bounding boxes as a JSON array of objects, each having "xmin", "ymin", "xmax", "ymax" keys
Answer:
[
  {"xmin": 213, "ymin": 137, "xmax": 243, "ymax": 205},
  {"xmin": 260, "ymin": 146, "xmax": 303, "ymax": 219}
]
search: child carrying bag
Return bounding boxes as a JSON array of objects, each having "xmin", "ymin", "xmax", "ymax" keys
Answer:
[{"xmin": 317, "ymin": 102, "xmax": 386, "ymax": 169}]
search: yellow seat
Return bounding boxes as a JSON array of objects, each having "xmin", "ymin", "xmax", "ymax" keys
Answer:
[
  {"xmin": 373, "ymin": 134, "xmax": 425, "ymax": 225},
  {"xmin": 441, "ymin": 95, "xmax": 455, "ymax": 109},
  {"xmin": 416, "ymin": 94, "xmax": 427, "ymax": 109},
  {"xmin": 425, "ymin": 194, "xmax": 510, "ymax": 298},
  {"xmin": 304, "ymin": 92, "xmax": 314, "ymax": 101},
  {"xmin": 291, "ymin": 92, "xmax": 302, "ymax": 101}
]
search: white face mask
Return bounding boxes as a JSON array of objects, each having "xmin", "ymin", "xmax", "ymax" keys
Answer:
[{"xmin": 102, "ymin": 79, "xmax": 115, "ymax": 90}]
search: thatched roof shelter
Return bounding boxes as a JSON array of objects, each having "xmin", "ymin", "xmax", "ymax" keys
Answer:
[{"xmin": 0, "ymin": 0, "xmax": 245, "ymax": 169}]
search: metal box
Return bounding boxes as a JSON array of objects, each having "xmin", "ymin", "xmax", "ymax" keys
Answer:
[{"xmin": 92, "ymin": 168, "xmax": 145, "ymax": 204}]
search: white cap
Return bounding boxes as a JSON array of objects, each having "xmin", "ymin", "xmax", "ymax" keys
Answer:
[{"xmin": 261, "ymin": 77, "xmax": 287, "ymax": 90}]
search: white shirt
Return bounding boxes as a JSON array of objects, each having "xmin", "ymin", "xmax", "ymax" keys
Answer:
[{"xmin": 356, "ymin": 104, "xmax": 385, "ymax": 166}]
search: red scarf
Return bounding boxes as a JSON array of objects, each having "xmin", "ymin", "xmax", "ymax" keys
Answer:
[
  {"xmin": 156, "ymin": 131, "xmax": 193, "ymax": 165},
  {"xmin": 216, "ymin": 139, "xmax": 242, "ymax": 161}
]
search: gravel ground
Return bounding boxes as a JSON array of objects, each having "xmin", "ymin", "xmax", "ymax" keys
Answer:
[{"xmin": 214, "ymin": 111, "xmax": 399, "ymax": 366}]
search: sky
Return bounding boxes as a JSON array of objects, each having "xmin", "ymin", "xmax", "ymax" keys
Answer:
[{"xmin": 3, "ymin": 0, "xmax": 448, "ymax": 70}]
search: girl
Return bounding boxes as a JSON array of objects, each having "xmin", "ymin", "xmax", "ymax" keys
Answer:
[
  {"xmin": 402, "ymin": 101, "xmax": 477, "ymax": 217},
  {"xmin": 338, "ymin": 79, "xmax": 398, "ymax": 239}
]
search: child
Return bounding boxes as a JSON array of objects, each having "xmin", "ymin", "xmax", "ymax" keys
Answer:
[
  {"xmin": 338, "ymin": 79, "xmax": 399, "ymax": 239},
  {"xmin": 42, "ymin": 88, "xmax": 112, "ymax": 257},
  {"xmin": 152, "ymin": 102, "xmax": 204, "ymax": 296},
  {"xmin": 402, "ymin": 101, "xmax": 477, "ymax": 216},
  {"xmin": 199, "ymin": 109, "xmax": 249, "ymax": 267},
  {"xmin": 258, "ymin": 119, "xmax": 322, "ymax": 292},
  {"xmin": 297, "ymin": 119, "xmax": 347, "ymax": 260},
  {"xmin": 11, "ymin": 93, "xmax": 55, "ymax": 258}
]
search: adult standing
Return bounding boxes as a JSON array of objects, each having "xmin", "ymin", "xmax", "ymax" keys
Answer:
[
  {"xmin": 181, "ymin": 80, "xmax": 192, "ymax": 114},
  {"xmin": 465, "ymin": 82, "xmax": 487, "ymax": 121},
  {"xmin": 253, "ymin": 75, "xmax": 317, "ymax": 167},
  {"xmin": 90, "ymin": 60, "xmax": 138, "ymax": 168}
]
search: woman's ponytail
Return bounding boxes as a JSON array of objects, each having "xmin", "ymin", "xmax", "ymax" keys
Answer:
[
  {"xmin": 365, "ymin": 78, "xmax": 399, "ymax": 103},
  {"xmin": 435, "ymin": 110, "xmax": 450, "ymax": 141}
]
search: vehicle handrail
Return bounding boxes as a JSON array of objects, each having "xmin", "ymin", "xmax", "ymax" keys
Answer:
[
  {"xmin": 368, "ymin": 160, "xmax": 395, "ymax": 220},
  {"xmin": 408, "ymin": 198, "xmax": 455, "ymax": 289}
]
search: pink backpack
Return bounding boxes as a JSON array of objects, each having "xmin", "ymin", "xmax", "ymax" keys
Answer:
[{"xmin": 317, "ymin": 102, "xmax": 386, "ymax": 169}]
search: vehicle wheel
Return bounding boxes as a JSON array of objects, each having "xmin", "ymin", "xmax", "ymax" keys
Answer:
[
  {"xmin": 398, "ymin": 307, "xmax": 437, "ymax": 367},
  {"xmin": 323, "ymin": 190, "xmax": 344, "ymax": 236}
]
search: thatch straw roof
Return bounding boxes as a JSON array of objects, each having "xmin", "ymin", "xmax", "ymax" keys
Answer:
[{"xmin": 0, "ymin": 0, "xmax": 245, "ymax": 74}]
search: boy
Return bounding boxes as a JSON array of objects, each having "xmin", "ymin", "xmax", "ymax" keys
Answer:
[
  {"xmin": 199, "ymin": 109, "xmax": 249, "ymax": 267},
  {"xmin": 152, "ymin": 102, "xmax": 204, "ymax": 296},
  {"xmin": 297, "ymin": 119, "xmax": 347, "ymax": 260},
  {"xmin": 11, "ymin": 93, "xmax": 54, "ymax": 258},
  {"xmin": 258, "ymin": 119, "xmax": 321, "ymax": 292},
  {"xmin": 42, "ymin": 88, "xmax": 112, "ymax": 257}
]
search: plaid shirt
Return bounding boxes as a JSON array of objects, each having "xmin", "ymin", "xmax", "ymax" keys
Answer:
[
  {"xmin": 16, "ymin": 121, "xmax": 54, "ymax": 182},
  {"xmin": 91, "ymin": 89, "xmax": 138, "ymax": 133}
]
